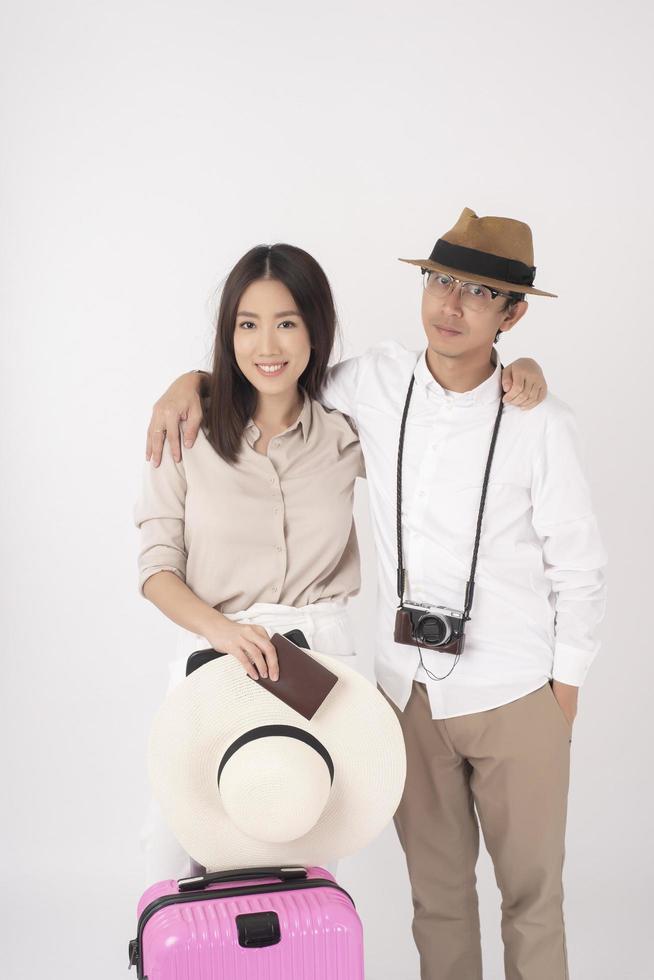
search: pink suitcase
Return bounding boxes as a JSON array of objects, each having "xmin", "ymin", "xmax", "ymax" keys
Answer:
[{"xmin": 128, "ymin": 865, "xmax": 364, "ymax": 979}]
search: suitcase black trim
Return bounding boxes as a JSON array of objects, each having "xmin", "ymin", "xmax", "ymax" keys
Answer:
[{"xmin": 129, "ymin": 877, "xmax": 354, "ymax": 978}]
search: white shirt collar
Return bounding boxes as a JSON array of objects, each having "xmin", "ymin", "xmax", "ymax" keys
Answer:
[{"xmin": 413, "ymin": 349, "xmax": 502, "ymax": 408}]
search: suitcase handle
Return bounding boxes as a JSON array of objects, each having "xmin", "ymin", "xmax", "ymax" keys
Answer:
[{"xmin": 177, "ymin": 866, "xmax": 308, "ymax": 892}]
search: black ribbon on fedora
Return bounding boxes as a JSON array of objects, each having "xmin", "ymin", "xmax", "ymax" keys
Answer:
[{"xmin": 429, "ymin": 239, "xmax": 536, "ymax": 287}]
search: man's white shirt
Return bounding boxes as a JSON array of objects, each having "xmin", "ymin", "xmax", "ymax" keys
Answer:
[{"xmin": 323, "ymin": 341, "xmax": 607, "ymax": 720}]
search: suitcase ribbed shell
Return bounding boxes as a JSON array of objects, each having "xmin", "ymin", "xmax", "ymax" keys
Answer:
[{"xmin": 134, "ymin": 867, "xmax": 364, "ymax": 980}]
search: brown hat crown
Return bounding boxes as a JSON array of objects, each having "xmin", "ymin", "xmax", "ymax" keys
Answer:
[{"xmin": 443, "ymin": 207, "xmax": 534, "ymax": 266}]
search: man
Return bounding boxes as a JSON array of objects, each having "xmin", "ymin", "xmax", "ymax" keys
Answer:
[{"xmin": 144, "ymin": 208, "xmax": 606, "ymax": 979}]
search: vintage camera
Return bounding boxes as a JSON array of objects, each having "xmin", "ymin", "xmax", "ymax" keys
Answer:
[{"xmin": 394, "ymin": 601, "xmax": 467, "ymax": 656}]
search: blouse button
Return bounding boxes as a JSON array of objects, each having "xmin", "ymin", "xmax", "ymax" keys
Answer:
[{"xmin": 276, "ymin": 546, "xmax": 282, "ymax": 552}]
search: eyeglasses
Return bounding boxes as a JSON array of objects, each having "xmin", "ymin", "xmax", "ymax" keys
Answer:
[{"xmin": 422, "ymin": 269, "xmax": 516, "ymax": 312}]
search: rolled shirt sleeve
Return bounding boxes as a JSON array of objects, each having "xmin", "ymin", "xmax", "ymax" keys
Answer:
[
  {"xmin": 531, "ymin": 403, "xmax": 607, "ymax": 686},
  {"xmin": 134, "ymin": 440, "xmax": 188, "ymax": 595}
]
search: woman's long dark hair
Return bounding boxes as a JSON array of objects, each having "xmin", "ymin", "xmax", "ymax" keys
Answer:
[{"xmin": 205, "ymin": 244, "xmax": 337, "ymax": 462}]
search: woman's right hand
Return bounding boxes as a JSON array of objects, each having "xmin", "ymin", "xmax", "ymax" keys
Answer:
[
  {"xmin": 206, "ymin": 619, "xmax": 279, "ymax": 682},
  {"xmin": 146, "ymin": 371, "xmax": 206, "ymax": 467}
]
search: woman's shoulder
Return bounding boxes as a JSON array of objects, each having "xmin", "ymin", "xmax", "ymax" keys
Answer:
[{"xmin": 308, "ymin": 398, "xmax": 360, "ymax": 442}]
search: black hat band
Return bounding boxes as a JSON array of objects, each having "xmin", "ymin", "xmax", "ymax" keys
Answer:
[
  {"xmin": 218, "ymin": 725, "xmax": 335, "ymax": 786},
  {"xmin": 429, "ymin": 239, "xmax": 536, "ymax": 287}
]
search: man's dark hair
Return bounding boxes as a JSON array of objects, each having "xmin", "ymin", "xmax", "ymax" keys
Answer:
[
  {"xmin": 205, "ymin": 243, "xmax": 337, "ymax": 462},
  {"xmin": 494, "ymin": 293, "xmax": 524, "ymax": 343}
]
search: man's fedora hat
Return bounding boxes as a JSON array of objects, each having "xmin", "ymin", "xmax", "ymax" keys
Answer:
[
  {"xmin": 400, "ymin": 206, "xmax": 557, "ymax": 298},
  {"xmin": 148, "ymin": 647, "xmax": 407, "ymax": 872}
]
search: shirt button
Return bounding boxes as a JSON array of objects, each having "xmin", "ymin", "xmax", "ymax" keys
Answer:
[
  {"xmin": 272, "ymin": 586, "xmax": 279, "ymax": 594},
  {"xmin": 273, "ymin": 508, "xmax": 280, "ymax": 515},
  {"xmin": 269, "ymin": 477, "xmax": 276, "ymax": 484},
  {"xmin": 273, "ymin": 441, "xmax": 280, "ymax": 449},
  {"xmin": 275, "ymin": 546, "xmax": 282, "ymax": 552}
]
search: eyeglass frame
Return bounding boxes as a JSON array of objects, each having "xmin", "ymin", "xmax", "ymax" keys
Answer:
[{"xmin": 421, "ymin": 268, "xmax": 524, "ymax": 305}]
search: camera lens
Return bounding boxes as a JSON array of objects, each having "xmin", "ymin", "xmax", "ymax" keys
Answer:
[{"xmin": 416, "ymin": 614, "xmax": 449, "ymax": 646}]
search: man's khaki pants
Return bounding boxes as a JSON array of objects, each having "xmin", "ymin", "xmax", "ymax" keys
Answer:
[{"xmin": 380, "ymin": 680, "xmax": 572, "ymax": 980}]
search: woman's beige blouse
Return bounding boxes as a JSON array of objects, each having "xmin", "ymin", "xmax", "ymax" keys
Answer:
[{"xmin": 135, "ymin": 396, "xmax": 365, "ymax": 613}]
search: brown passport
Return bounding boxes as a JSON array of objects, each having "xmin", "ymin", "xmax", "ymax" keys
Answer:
[{"xmin": 253, "ymin": 633, "xmax": 339, "ymax": 720}]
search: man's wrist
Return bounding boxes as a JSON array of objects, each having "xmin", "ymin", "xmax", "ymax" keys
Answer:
[
  {"xmin": 552, "ymin": 679, "xmax": 579, "ymax": 694},
  {"xmin": 552, "ymin": 680, "xmax": 578, "ymax": 709},
  {"xmin": 551, "ymin": 679, "xmax": 579, "ymax": 724},
  {"xmin": 193, "ymin": 369, "xmax": 211, "ymax": 397}
]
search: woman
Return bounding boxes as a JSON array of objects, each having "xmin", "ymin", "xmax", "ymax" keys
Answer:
[
  {"xmin": 135, "ymin": 244, "xmax": 365, "ymax": 880},
  {"xmin": 136, "ymin": 242, "xmax": 547, "ymax": 880}
]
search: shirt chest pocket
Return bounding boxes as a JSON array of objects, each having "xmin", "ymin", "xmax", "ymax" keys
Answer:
[
  {"xmin": 428, "ymin": 481, "xmax": 532, "ymax": 554},
  {"xmin": 432, "ymin": 427, "xmax": 532, "ymax": 494}
]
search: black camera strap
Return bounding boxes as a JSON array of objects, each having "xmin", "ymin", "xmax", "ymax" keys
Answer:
[{"xmin": 396, "ymin": 362, "xmax": 505, "ymax": 621}]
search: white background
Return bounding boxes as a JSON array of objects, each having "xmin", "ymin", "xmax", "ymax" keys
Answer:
[{"xmin": 2, "ymin": 0, "xmax": 652, "ymax": 977}]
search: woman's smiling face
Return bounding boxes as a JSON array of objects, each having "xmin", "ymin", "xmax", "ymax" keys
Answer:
[{"xmin": 233, "ymin": 278, "xmax": 311, "ymax": 394}]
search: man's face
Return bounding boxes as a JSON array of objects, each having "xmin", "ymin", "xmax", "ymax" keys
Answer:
[{"xmin": 420, "ymin": 271, "xmax": 528, "ymax": 360}]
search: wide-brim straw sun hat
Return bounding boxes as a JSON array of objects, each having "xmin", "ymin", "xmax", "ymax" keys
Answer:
[{"xmin": 148, "ymin": 647, "xmax": 407, "ymax": 872}]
